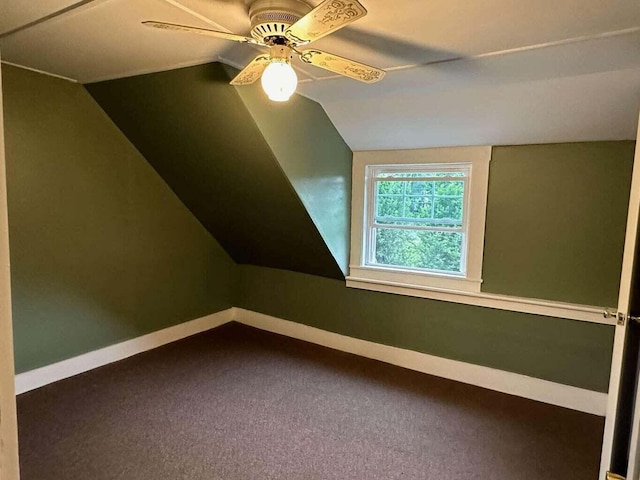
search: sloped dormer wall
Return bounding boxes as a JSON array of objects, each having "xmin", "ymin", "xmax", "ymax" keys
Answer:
[
  {"xmin": 87, "ymin": 63, "xmax": 348, "ymax": 280},
  {"xmin": 227, "ymin": 65, "xmax": 352, "ymax": 276}
]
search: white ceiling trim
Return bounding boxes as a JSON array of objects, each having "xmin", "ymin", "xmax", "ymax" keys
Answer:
[
  {"xmin": 302, "ymin": 26, "xmax": 640, "ymax": 83},
  {"xmin": 0, "ymin": 60, "xmax": 78, "ymax": 83},
  {"xmin": 84, "ymin": 55, "xmax": 222, "ymax": 84},
  {"xmin": 159, "ymin": 0, "xmax": 233, "ymax": 32},
  {"xmin": 384, "ymin": 26, "xmax": 640, "ymax": 73},
  {"xmin": 0, "ymin": 0, "xmax": 111, "ymax": 39}
]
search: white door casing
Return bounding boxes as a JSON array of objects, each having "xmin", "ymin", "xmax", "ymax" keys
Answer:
[
  {"xmin": 599, "ymin": 111, "xmax": 640, "ymax": 479},
  {"xmin": 0, "ymin": 51, "xmax": 20, "ymax": 480},
  {"xmin": 620, "ymin": 115, "xmax": 640, "ymax": 480}
]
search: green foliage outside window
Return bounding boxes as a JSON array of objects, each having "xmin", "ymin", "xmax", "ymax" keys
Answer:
[
  {"xmin": 374, "ymin": 229, "xmax": 463, "ymax": 272},
  {"xmin": 372, "ymin": 175, "xmax": 465, "ymax": 273}
]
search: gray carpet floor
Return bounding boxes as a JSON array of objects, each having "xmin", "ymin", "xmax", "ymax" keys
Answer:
[{"xmin": 17, "ymin": 322, "xmax": 604, "ymax": 479}]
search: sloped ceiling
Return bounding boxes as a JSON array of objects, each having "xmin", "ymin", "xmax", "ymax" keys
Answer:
[
  {"xmin": 1, "ymin": 0, "xmax": 638, "ymax": 150},
  {"xmin": 302, "ymin": 32, "xmax": 640, "ymax": 150},
  {"xmin": 87, "ymin": 62, "xmax": 346, "ymax": 279}
]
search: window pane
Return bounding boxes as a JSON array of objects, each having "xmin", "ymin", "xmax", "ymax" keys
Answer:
[
  {"xmin": 376, "ymin": 195, "xmax": 403, "ymax": 218},
  {"xmin": 377, "ymin": 180, "xmax": 404, "ymax": 195},
  {"xmin": 375, "ymin": 178, "xmax": 463, "ymax": 228},
  {"xmin": 434, "ymin": 197, "xmax": 463, "ymax": 221},
  {"xmin": 407, "ymin": 181, "xmax": 433, "ymax": 195},
  {"xmin": 373, "ymin": 228, "xmax": 463, "ymax": 273},
  {"xmin": 404, "ymin": 195, "xmax": 432, "ymax": 219},
  {"xmin": 434, "ymin": 181, "xmax": 464, "ymax": 195}
]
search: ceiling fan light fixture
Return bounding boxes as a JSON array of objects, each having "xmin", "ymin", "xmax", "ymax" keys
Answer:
[
  {"xmin": 143, "ymin": 0, "xmax": 386, "ymax": 98},
  {"xmin": 261, "ymin": 58, "xmax": 298, "ymax": 102}
]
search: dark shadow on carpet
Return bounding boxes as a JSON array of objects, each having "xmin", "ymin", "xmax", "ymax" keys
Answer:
[{"xmin": 17, "ymin": 322, "xmax": 604, "ymax": 479}]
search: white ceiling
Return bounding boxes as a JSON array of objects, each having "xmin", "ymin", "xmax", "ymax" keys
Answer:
[{"xmin": 1, "ymin": 0, "xmax": 639, "ymax": 149}]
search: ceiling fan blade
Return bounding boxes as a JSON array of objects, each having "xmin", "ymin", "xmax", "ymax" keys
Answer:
[
  {"xmin": 142, "ymin": 21, "xmax": 262, "ymax": 45},
  {"xmin": 230, "ymin": 54, "xmax": 271, "ymax": 86},
  {"xmin": 285, "ymin": 0, "xmax": 367, "ymax": 45},
  {"xmin": 298, "ymin": 49, "xmax": 385, "ymax": 83}
]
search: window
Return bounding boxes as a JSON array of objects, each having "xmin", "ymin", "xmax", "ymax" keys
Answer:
[
  {"xmin": 348, "ymin": 146, "xmax": 491, "ymax": 295},
  {"xmin": 366, "ymin": 163, "xmax": 469, "ymax": 275}
]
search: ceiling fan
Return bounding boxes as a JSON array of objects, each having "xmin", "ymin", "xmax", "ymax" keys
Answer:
[{"xmin": 143, "ymin": 0, "xmax": 386, "ymax": 101}]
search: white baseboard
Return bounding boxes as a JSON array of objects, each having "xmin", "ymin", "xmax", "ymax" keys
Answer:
[
  {"xmin": 15, "ymin": 306, "xmax": 607, "ymax": 416},
  {"xmin": 234, "ymin": 308, "xmax": 608, "ymax": 416},
  {"xmin": 15, "ymin": 308, "xmax": 234, "ymax": 394}
]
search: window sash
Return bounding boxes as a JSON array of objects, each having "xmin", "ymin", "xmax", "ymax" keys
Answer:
[
  {"xmin": 365, "ymin": 164, "xmax": 472, "ymax": 276},
  {"xmin": 367, "ymin": 227, "xmax": 466, "ymax": 274},
  {"xmin": 371, "ymin": 223, "xmax": 463, "ymax": 233},
  {"xmin": 370, "ymin": 162, "xmax": 471, "ymax": 177},
  {"xmin": 372, "ymin": 175, "xmax": 467, "ymax": 183},
  {"xmin": 374, "ymin": 177, "xmax": 467, "ymax": 227}
]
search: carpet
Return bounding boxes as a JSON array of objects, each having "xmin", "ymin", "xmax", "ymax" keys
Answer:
[{"xmin": 17, "ymin": 322, "xmax": 604, "ymax": 479}]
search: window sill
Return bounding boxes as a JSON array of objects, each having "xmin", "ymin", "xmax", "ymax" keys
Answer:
[
  {"xmin": 345, "ymin": 275, "xmax": 612, "ymax": 325},
  {"xmin": 350, "ymin": 265, "xmax": 482, "ymax": 293}
]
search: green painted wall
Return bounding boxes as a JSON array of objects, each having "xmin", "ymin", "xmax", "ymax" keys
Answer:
[
  {"xmin": 229, "ymin": 66, "xmax": 352, "ymax": 275},
  {"xmin": 4, "ymin": 58, "xmax": 632, "ymax": 393},
  {"xmin": 2, "ymin": 65, "xmax": 237, "ymax": 373},
  {"xmin": 235, "ymin": 141, "xmax": 635, "ymax": 392},
  {"xmin": 482, "ymin": 142, "xmax": 635, "ymax": 306},
  {"xmin": 237, "ymin": 265, "xmax": 614, "ymax": 392},
  {"xmin": 87, "ymin": 63, "xmax": 343, "ymax": 280}
]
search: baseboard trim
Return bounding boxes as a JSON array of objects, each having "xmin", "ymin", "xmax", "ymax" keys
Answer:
[
  {"xmin": 15, "ymin": 306, "xmax": 607, "ymax": 416},
  {"xmin": 234, "ymin": 308, "xmax": 608, "ymax": 416},
  {"xmin": 15, "ymin": 308, "xmax": 234, "ymax": 395}
]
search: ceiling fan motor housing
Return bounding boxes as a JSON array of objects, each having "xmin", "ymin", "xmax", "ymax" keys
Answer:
[{"xmin": 248, "ymin": 0, "xmax": 311, "ymax": 43}]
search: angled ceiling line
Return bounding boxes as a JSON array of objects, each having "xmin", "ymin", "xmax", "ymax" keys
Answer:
[
  {"xmin": 83, "ymin": 55, "xmax": 223, "ymax": 84},
  {"xmin": 0, "ymin": 0, "xmax": 108, "ymax": 39},
  {"xmin": 0, "ymin": 61, "xmax": 78, "ymax": 83},
  {"xmin": 416, "ymin": 26, "xmax": 640, "ymax": 69},
  {"xmin": 159, "ymin": 0, "xmax": 235, "ymax": 32},
  {"xmin": 306, "ymin": 26, "xmax": 640, "ymax": 83},
  {"xmin": 158, "ymin": 0, "xmax": 314, "ymax": 81}
]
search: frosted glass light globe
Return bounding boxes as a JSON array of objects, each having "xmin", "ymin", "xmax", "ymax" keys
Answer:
[{"xmin": 261, "ymin": 61, "xmax": 298, "ymax": 102}]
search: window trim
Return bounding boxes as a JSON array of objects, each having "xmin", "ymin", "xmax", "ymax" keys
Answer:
[{"xmin": 349, "ymin": 146, "xmax": 492, "ymax": 295}]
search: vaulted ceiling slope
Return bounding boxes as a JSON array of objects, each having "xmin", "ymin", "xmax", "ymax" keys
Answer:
[{"xmin": 87, "ymin": 62, "xmax": 348, "ymax": 280}]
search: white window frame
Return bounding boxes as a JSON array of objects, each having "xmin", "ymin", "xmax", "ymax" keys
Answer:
[{"xmin": 348, "ymin": 146, "xmax": 492, "ymax": 295}]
